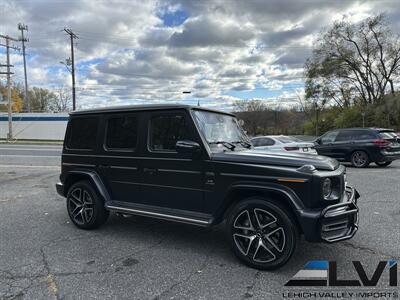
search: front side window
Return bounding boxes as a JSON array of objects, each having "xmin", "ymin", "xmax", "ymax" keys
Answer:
[
  {"xmin": 149, "ymin": 114, "xmax": 192, "ymax": 151},
  {"xmin": 320, "ymin": 131, "xmax": 338, "ymax": 144},
  {"xmin": 192, "ymin": 110, "xmax": 250, "ymax": 151},
  {"xmin": 105, "ymin": 115, "xmax": 138, "ymax": 150},
  {"xmin": 67, "ymin": 117, "xmax": 98, "ymax": 150}
]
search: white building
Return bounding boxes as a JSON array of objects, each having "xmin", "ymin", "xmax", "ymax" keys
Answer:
[{"xmin": 0, "ymin": 113, "xmax": 68, "ymax": 141}]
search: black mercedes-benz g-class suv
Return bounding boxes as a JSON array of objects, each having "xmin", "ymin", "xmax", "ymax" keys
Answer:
[{"xmin": 56, "ymin": 105, "xmax": 360, "ymax": 270}]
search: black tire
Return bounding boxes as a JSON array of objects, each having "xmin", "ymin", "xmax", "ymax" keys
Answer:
[
  {"xmin": 375, "ymin": 161, "xmax": 392, "ymax": 167},
  {"xmin": 66, "ymin": 181, "xmax": 109, "ymax": 229},
  {"xmin": 350, "ymin": 150, "xmax": 370, "ymax": 168},
  {"xmin": 226, "ymin": 198, "xmax": 298, "ymax": 270}
]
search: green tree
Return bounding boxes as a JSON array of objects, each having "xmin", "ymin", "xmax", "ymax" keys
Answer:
[{"xmin": 29, "ymin": 87, "xmax": 58, "ymax": 112}]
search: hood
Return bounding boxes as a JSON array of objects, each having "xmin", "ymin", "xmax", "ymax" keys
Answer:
[{"xmin": 212, "ymin": 149, "xmax": 339, "ymax": 171}]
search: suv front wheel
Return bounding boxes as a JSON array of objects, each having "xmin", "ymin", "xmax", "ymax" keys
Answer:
[
  {"xmin": 227, "ymin": 198, "xmax": 298, "ymax": 270},
  {"xmin": 66, "ymin": 181, "xmax": 109, "ymax": 229}
]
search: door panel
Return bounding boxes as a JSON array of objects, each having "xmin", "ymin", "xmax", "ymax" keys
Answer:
[
  {"xmin": 139, "ymin": 110, "xmax": 205, "ymax": 213},
  {"xmin": 140, "ymin": 158, "xmax": 204, "ymax": 212},
  {"xmin": 96, "ymin": 113, "xmax": 142, "ymax": 203}
]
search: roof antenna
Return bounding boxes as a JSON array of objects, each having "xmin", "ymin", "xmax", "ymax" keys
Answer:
[{"xmin": 197, "ymin": 99, "xmax": 200, "ymax": 106}]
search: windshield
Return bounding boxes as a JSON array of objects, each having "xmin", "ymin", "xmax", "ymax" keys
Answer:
[
  {"xmin": 192, "ymin": 110, "xmax": 249, "ymax": 150},
  {"xmin": 379, "ymin": 131, "xmax": 397, "ymax": 139}
]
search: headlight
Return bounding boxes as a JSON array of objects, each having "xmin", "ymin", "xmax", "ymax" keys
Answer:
[{"xmin": 322, "ymin": 178, "xmax": 332, "ymax": 199}]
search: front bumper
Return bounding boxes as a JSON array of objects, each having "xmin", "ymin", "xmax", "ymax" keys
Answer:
[{"xmin": 298, "ymin": 186, "xmax": 360, "ymax": 243}]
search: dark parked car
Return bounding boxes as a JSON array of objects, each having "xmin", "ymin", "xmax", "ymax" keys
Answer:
[
  {"xmin": 314, "ymin": 128, "xmax": 400, "ymax": 168},
  {"xmin": 56, "ymin": 105, "xmax": 360, "ymax": 270}
]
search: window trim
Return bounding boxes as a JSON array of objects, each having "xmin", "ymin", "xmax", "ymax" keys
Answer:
[
  {"xmin": 65, "ymin": 116, "xmax": 98, "ymax": 152},
  {"xmin": 147, "ymin": 112, "xmax": 191, "ymax": 154},
  {"xmin": 103, "ymin": 113, "xmax": 139, "ymax": 153}
]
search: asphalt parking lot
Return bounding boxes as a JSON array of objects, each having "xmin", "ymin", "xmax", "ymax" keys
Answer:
[{"xmin": 0, "ymin": 144, "xmax": 399, "ymax": 299}]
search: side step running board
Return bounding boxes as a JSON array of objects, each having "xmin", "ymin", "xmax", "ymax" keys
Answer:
[{"xmin": 105, "ymin": 204, "xmax": 212, "ymax": 227}]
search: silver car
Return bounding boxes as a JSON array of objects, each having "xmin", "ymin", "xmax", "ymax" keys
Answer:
[{"xmin": 251, "ymin": 135, "xmax": 317, "ymax": 154}]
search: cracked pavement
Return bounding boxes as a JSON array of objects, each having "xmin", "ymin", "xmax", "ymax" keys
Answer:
[{"xmin": 0, "ymin": 144, "xmax": 399, "ymax": 299}]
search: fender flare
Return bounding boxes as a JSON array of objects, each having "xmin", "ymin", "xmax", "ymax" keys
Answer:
[
  {"xmin": 216, "ymin": 182, "xmax": 305, "ymax": 223},
  {"xmin": 64, "ymin": 170, "xmax": 111, "ymax": 202}
]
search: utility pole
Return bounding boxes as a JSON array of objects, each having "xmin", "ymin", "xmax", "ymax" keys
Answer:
[
  {"xmin": 18, "ymin": 23, "xmax": 30, "ymax": 112},
  {"xmin": 0, "ymin": 34, "xmax": 20, "ymax": 141},
  {"xmin": 64, "ymin": 28, "xmax": 78, "ymax": 110}
]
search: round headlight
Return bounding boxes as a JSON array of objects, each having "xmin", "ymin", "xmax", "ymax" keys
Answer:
[{"xmin": 322, "ymin": 178, "xmax": 332, "ymax": 199}]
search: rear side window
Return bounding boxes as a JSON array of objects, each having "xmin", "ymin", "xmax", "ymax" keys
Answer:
[
  {"xmin": 149, "ymin": 114, "xmax": 192, "ymax": 151},
  {"xmin": 259, "ymin": 138, "xmax": 275, "ymax": 146},
  {"xmin": 335, "ymin": 130, "xmax": 354, "ymax": 142},
  {"xmin": 352, "ymin": 130, "xmax": 376, "ymax": 140},
  {"xmin": 67, "ymin": 117, "xmax": 98, "ymax": 150},
  {"xmin": 105, "ymin": 115, "xmax": 138, "ymax": 151}
]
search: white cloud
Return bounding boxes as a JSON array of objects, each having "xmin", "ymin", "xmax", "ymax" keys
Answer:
[{"xmin": 1, "ymin": 0, "xmax": 399, "ymax": 111}]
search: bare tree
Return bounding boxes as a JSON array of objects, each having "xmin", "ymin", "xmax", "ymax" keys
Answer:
[
  {"xmin": 306, "ymin": 14, "xmax": 400, "ymax": 107},
  {"xmin": 48, "ymin": 87, "xmax": 72, "ymax": 112}
]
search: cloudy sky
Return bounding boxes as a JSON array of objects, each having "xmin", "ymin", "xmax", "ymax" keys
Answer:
[{"xmin": 1, "ymin": 0, "xmax": 400, "ymax": 111}]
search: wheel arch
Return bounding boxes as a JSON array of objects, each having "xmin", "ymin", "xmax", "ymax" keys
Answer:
[
  {"xmin": 216, "ymin": 184, "xmax": 304, "ymax": 231},
  {"xmin": 64, "ymin": 170, "xmax": 110, "ymax": 203}
]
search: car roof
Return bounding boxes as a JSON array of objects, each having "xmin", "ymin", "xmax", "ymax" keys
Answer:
[
  {"xmin": 69, "ymin": 104, "xmax": 235, "ymax": 117},
  {"xmin": 251, "ymin": 135, "xmax": 288, "ymax": 139},
  {"xmin": 333, "ymin": 127, "xmax": 394, "ymax": 132}
]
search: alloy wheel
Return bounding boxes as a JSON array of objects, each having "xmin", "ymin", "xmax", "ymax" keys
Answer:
[
  {"xmin": 352, "ymin": 151, "xmax": 368, "ymax": 167},
  {"xmin": 232, "ymin": 208, "xmax": 286, "ymax": 263},
  {"xmin": 68, "ymin": 187, "xmax": 94, "ymax": 225}
]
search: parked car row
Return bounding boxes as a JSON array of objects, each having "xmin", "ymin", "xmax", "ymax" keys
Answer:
[{"xmin": 251, "ymin": 128, "xmax": 400, "ymax": 168}]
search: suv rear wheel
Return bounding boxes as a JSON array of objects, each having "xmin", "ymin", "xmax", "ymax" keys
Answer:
[
  {"xmin": 375, "ymin": 161, "xmax": 392, "ymax": 167},
  {"xmin": 66, "ymin": 181, "xmax": 109, "ymax": 229},
  {"xmin": 227, "ymin": 198, "xmax": 298, "ymax": 270},
  {"xmin": 351, "ymin": 150, "xmax": 370, "ymax": 168}
]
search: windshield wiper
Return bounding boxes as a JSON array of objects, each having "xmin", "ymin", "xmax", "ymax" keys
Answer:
[
  {"xmin": 209, "ymin": 141, "xmax": 236, "ymax": 151},
  {"xmin": 232, "ymin": 140, "xmax": 252, "ymax": 149}
]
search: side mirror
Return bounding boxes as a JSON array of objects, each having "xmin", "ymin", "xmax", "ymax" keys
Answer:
[
  {"xmin": 175, "ymin": 140, "xmax": 201, "ymax": 155},
  {"xmin": 314, "ymin": 138, "xmax": 321, "ymax": 145}
]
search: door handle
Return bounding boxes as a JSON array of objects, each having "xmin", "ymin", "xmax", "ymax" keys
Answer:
[{"xmin": 144, "ymin": 168, "xmax": 157, "ymax": 175}]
